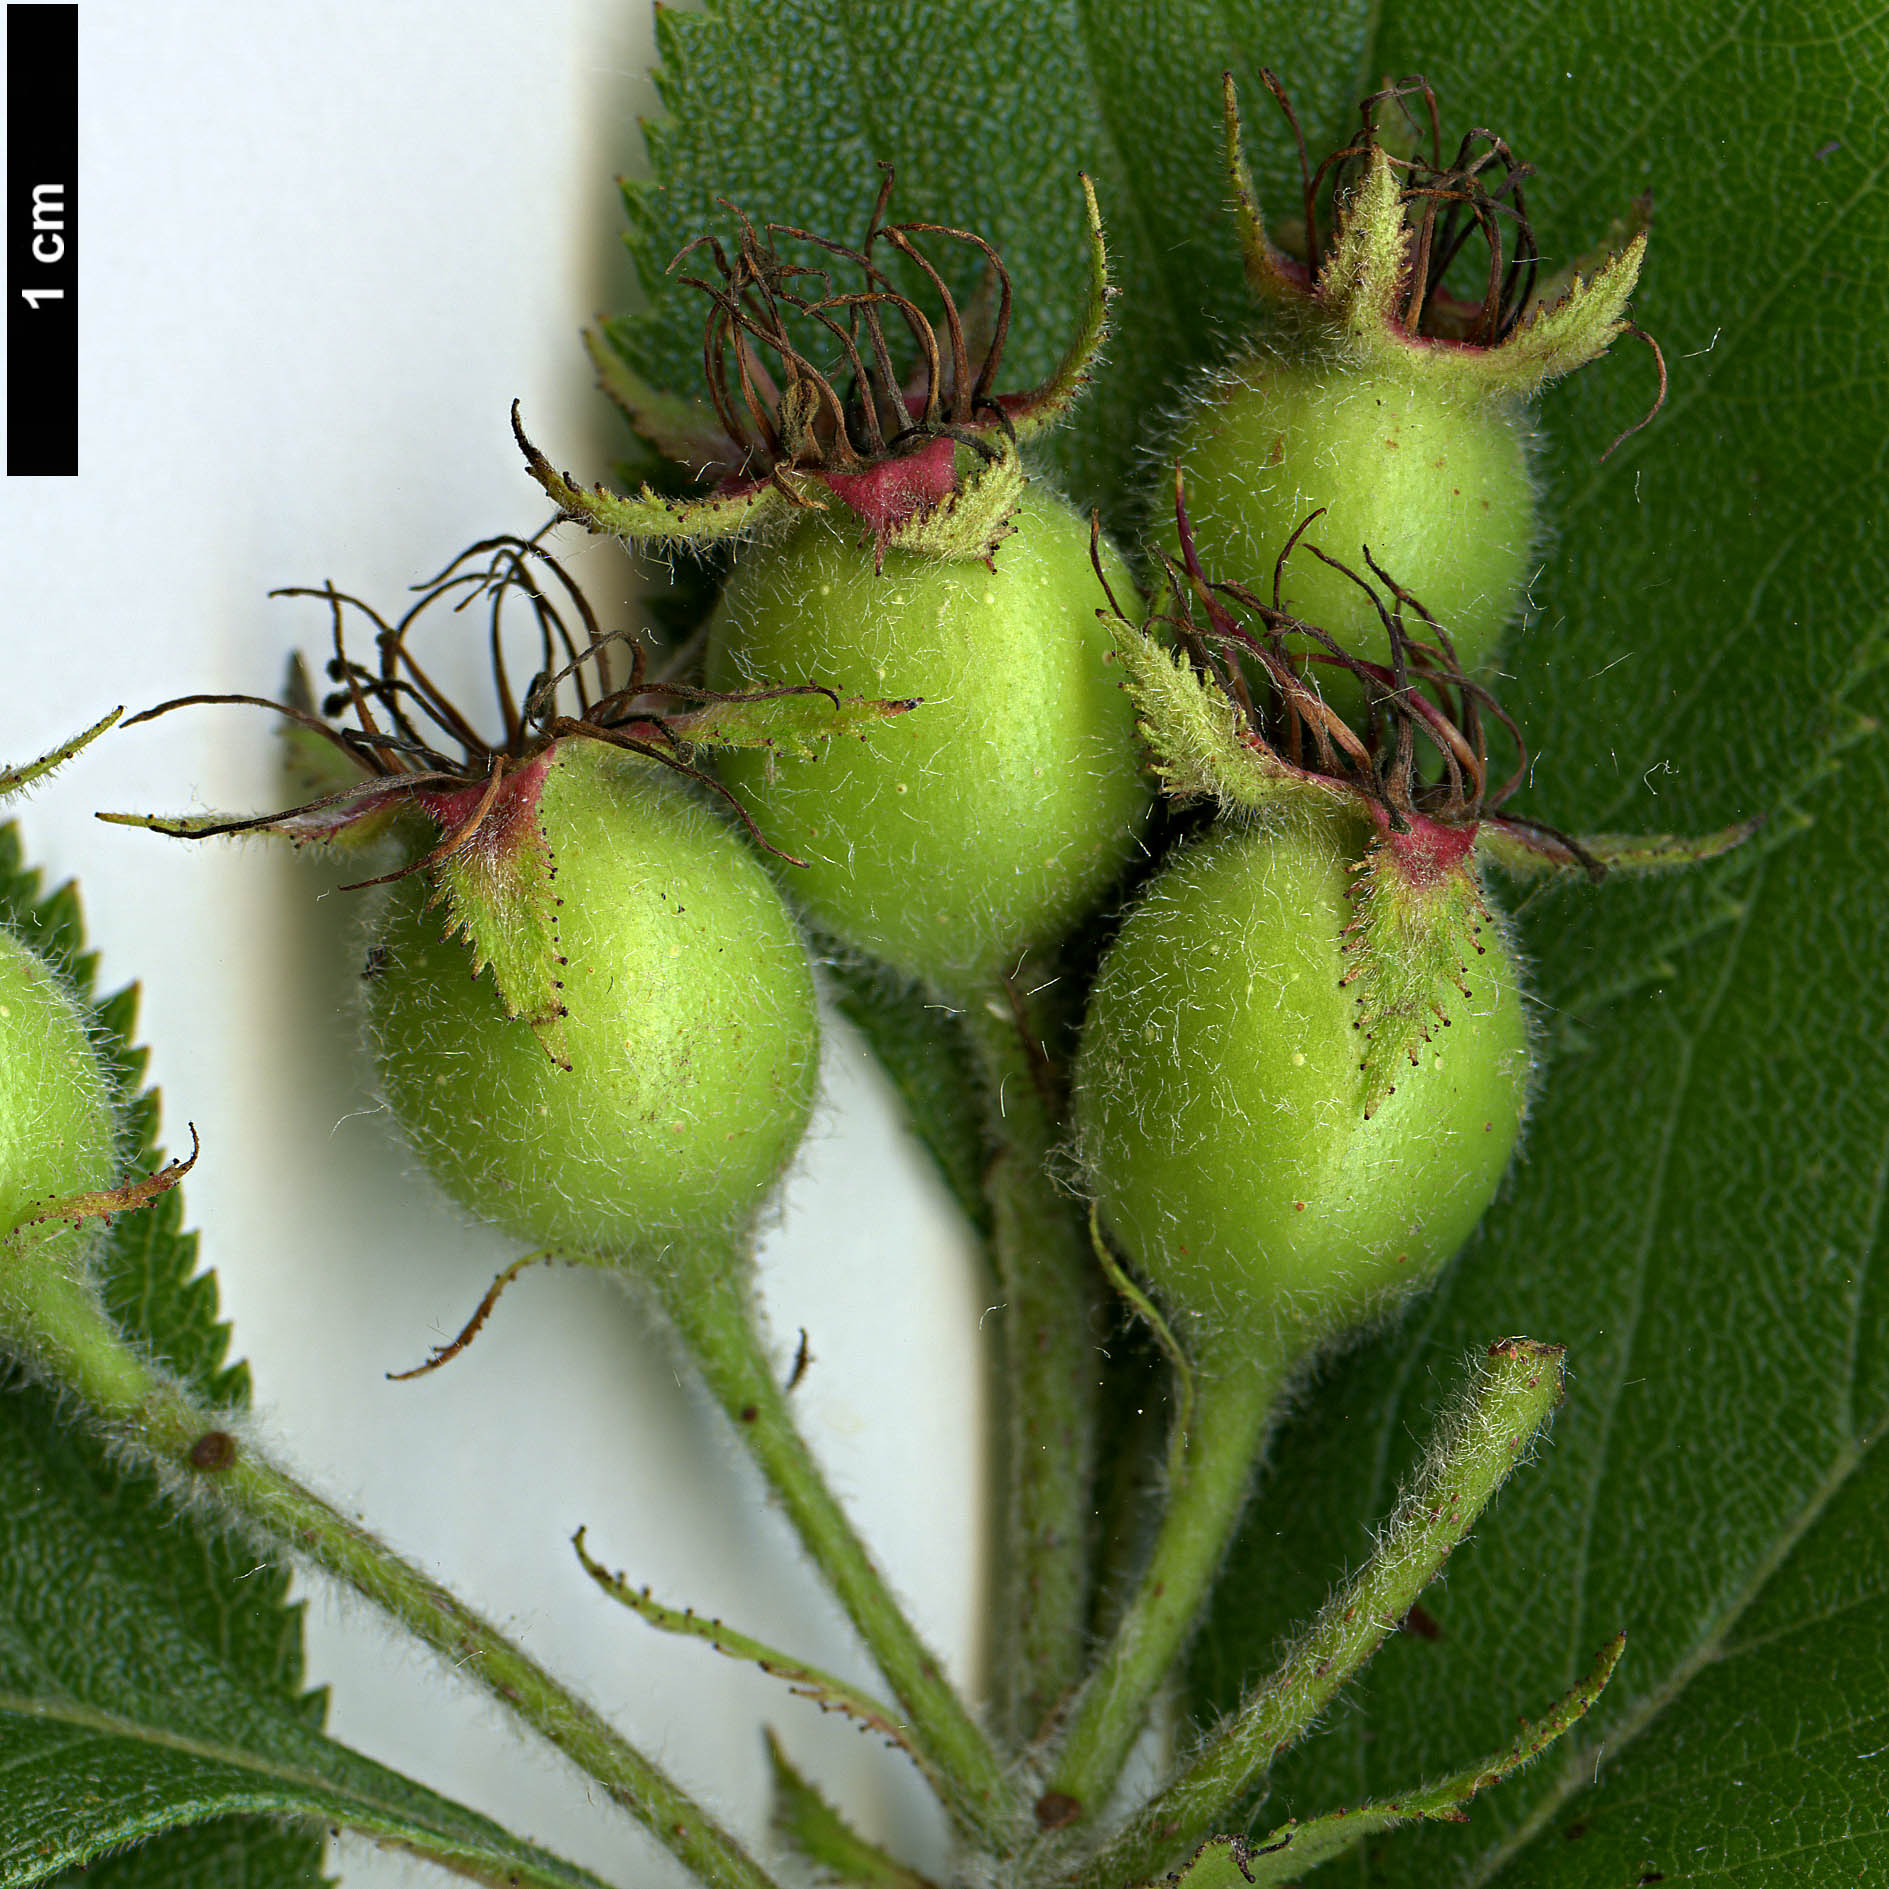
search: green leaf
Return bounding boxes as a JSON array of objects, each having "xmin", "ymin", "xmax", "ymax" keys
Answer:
[
  {"xmin": 1182, "ymin": 9, "xmax": 1889, "ymax": 1887},
  {"xmin": 633, "ymin": 3, "xmax": 1889, "ymax": 1881},
  {"xmin": 0, "ymin": 825, "xmax": 617, "ymax": 1889},
  {"xmin": 824, "ymin": 957, "xmax": 991, "ymax": 1238},
  {"xmin": 38, "ymin": 1818, "xmax": 331, "ymax": 1889}
]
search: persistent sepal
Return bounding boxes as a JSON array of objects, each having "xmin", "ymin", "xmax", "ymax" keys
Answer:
[
  {"xmin": 882, "ymin": 435, "xmax": 1025, "ymax": 565},
  {"xmin": 1478, "ymin": 813, "xmax": 1761, "ymax": 879},
  {"xmin": 516, "ymin": 401, "xmax": 795, "ymax": 551},
  {"xmin": 662, "ymin": 687, "xmax": 920, "ymax": 761},
  {"xmin": 111, "ymin": 536, "xmax": 847, "ymax": 1071},
  {"xmin": 1341, "ymin": 817, "xmax": 1493, "ymax": 1118},
  {"xmin": 1005, "ymin": 172, "xmax": 1114, "ymax": 443},
  {"xmin": 97, "ymin": 777, "xmax": 417, "ymax": 852},
  {"xmin": 417, "ymin": 756, "xmax": 569, "ymax": 1067},
  {"xmin": 118, "ymin": 754, "xmax": 578, "ymax": 1066},
  {"xmin": 1321, "ymin": 144, "xmax": 1411, "ymax": 350},
  {"xmin": 1108, "ymin": 620, "xmax": 1347, "ymax": 820},
  {"xmin": 1444, "ymin": 232, "xmax": 1648, "ymax": 400},
  {"xmin": 1223, "ymin": 71, "xmax": 1655, "ymax": 406},
  {"xmin": 0, "ymin": 709, "xmax": 122, "ymax": 801},
  {"xmin": 1222, "ymin": 71, "xmax": 1306, "ymax": 306},
  {"xmin": 540, "ymin": 175, "xmax": 1107, "ymax": 565}
]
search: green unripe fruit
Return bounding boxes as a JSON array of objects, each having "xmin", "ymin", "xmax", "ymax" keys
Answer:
[
  {"xmin": 1163, "ymin": 355, "xmax": 1532, "ymax": 687},
  {"xmin": 367, "ymin": 742, "xmax": 820, "ymax": 1258},
  {"xmin": 706, "ymin": 488, "xmax": 1153, "ymax": 995},
  {"xmin": 1076, "ymin": 813, "xmax": 1529, "ymax": 1357},
  {"xmin": 0, "ymin": 928, "xmax": 115, "ymax": 1234},
  {"xmin": 1156, "ymin": 75, "xmax": 1652, "ymax": 700}
]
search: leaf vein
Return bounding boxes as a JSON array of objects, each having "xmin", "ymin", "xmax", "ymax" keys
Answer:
[{"xmin": 1462, "ymin": 1418, "xmax": 1887, "ymax": 1885}]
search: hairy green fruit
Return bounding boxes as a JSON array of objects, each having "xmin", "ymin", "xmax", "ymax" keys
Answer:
[
  {"xmin": 1154, "ymin": 74, "xmax": 1655, "ymax": 696},
  {"xmin": 706, "ymin": 489, "xmax": 1153, "ymax": 994},
  {"xmin": 1164, "ymin": 357, "xmax": 1533, "ymax": 682},
  {"xmin": 0, "ymin": 928, "xmax": 115, "ymax": 1235},
  {"xmin": 367, "ymin": 742, "xmax": 819, "ymax": 1257},
  {"xmin": 1076, "ymin": 813, "xmax": 1529, "ymax": 1357}
]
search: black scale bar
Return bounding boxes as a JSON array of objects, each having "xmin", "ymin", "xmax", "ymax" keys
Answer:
[{"xmin": 7, "ymin": 3, "xmax": 78, "ymax": 476}]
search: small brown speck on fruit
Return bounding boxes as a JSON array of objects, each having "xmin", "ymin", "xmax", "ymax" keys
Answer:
[
  {"xmin": 1034, "ymin": 1791, "xmax": 1082, "ymax": 1830},
  {"xmin": 188, "ymin": 1431, "xmax": 238, "ymax": 1472}
]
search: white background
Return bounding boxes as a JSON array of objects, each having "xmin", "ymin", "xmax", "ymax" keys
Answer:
[{"xmin": 0, "ymin": 6, "xmax": 989, "ymax": 1884}]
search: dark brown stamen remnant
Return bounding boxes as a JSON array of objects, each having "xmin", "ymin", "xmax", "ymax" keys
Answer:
[
  {"xmin": 1096, "ymin": 470, "xmax": 1599, "ymax": 874},
  {"xmin": 1262, "ymin": 70, "xmax": 1542, "ymax": 346},
  {"xmin": 677, "ymin": 167, "xmax": 1016, "ymax": 501},
  {"xmin": 121, "ymin": 533, "xmax": 832, "ymax": 871}
]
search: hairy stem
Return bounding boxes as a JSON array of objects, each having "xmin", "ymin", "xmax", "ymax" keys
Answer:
[
  {"xmin": 646, "ymin": 1234, "xmax": 1020, "ymax": 1844},
  {"xmin": 14, "ymin": 1280, "xmax": 786, "ymax": 1889},
  {"xmin": 959, "ymin": 985, "xmax": 1105, "ymax": 1752},
  {"xmin": 1043, "ymin": 1329, "xmax": 1294, "ymax": 1821},
  {"xmin": 1073, "ymin": 1338, "xmax": 1568, "ymax": 1889}
]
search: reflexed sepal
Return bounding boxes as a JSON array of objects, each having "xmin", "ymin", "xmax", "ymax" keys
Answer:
[
  {"xmin": 416, "ymin": 755, "xmax": 568, "ymax": 1067},
  {"xmin": 663, "ymin": 689, "xmax": 920, "ymax": 762},
  {"xmin": 1443, "ymin": 234, "xmax": 1647, "ymax": 400},
  {"xmin": 515, "ymin": 401, "xmax": 796, "ymax": 551},
  {"xmin": 1006, "ymin": 173, "xmax": 1113, "ymax": 444},
  {"xmin": 1477, "ymin": 814, "xmax": 1761, "ymax": 879},
  {"xmin": 96, "ymin": 777, "xmax": 416, "ymax": 853},
  {"xmin": 1341, "ymin": 817, "xmax": 1492, "ymax": 1119},
  {"xmin": 881, "ymin": 436, "xmax": 1025, "ymax": 565},
  {"xmin": 1111, "ymin": 623, "xmax": 1348, "ymax": 819},
  {"xmin": 0, "ymin": 709, "xmax": 122, "ymax": 800},
  {"xmin": 1162, "ymin": 1635, "xmax": 1624, "ymax": 1889}
]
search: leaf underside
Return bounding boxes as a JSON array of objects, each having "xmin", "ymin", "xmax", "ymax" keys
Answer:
[
  {"xmin": 0, "ymin": 825, "xmax": 611, "ymax": 1888},
  {"xmin": 823, "ymin": 956, "xmax": 992, "ymax": 1240},
  {"xmin": 631, "ymin": 2, "xmax": 1889, "ymax": 1883}
]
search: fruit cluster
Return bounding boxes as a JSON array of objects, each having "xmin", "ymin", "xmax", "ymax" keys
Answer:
[{"xmin": 4, "ymin": 72, "xmax": 1743, "ymax": 1889}]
